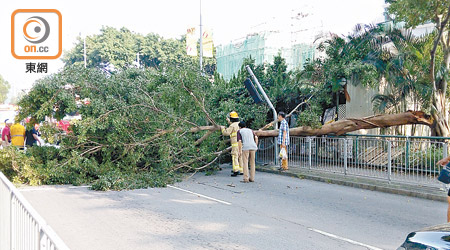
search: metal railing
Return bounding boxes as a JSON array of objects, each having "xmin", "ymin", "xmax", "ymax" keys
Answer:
[
  {"xmin": 256, "ymin": 134, "xmax": 449, "ymax": 187},
  {"xmin": 0, "ymin": 171, "xmax": 70, "ymax": 250}
]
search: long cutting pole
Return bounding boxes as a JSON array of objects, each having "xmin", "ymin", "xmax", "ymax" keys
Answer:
[{"xmin": 245, "ymin": 65, "xmax": 278, "ymax": 166}]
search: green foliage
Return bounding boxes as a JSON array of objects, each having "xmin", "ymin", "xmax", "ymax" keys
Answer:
[
  {"xmin": 297, "ymin": 22, "xmax": 443, "ymax": 130},
  {"xmin": 13, "ymin": 39, "xmax": 318, "ymax": 191},
  {"xmin": 296, "ymin": 101, "xmax": 323, "ymax": 128},
  {"xmin": 364, "ymin": 25, "xmax": 435, "ymax": 114},
  {"xmin": 63, "ymin": 26, "xmax": 216, "ymax": 74},
  {"xmin": 387, "ymin": 0, "xmax": 450, "ymax": 136},
  {"xmin": 212, "ymin": 55, "xmax": 319, "ymax": 128},
  {"xmin": 293, "ymin": 28, "xmax": 382, "ymax": 127},
  {"xmin": 209, "ymin": 57, "xmax": 269, "ymax": 129},
  {"xmin": 300, "ymin": 29, "xmax": 379, "ymax": 82},
  {"xmin": 300, "ymin": 29, "xmax": 379, "ymax": 89},
  {"xmin": 410, "ymin": 144, "xmax": 444, "ymax": 170},
  {"xmin": 386, "ymin": 0, "xmax": 447, "ymax": 29},
  {"xmin": 39, "ymin": 122, "xmax": 61, "ymax": 144},
  {"xmin": 18, "ymin": 71, "xmax": 79, "ymax": 121},
  {"xmin": 16, "ymin": 64, "xmax": 232, "ymax": 190},
  {"xmin": 0, "ymin": 147, "xmax": 42, "ymax": 185},
  {"xmin": 0, "ymin": 74, "xmax": 11, "ymax": 104}
]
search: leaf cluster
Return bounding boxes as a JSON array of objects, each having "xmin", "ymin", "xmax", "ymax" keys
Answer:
[{"xmin": 63, "ymin": 26, "xmax": 216, "ymax": 74}]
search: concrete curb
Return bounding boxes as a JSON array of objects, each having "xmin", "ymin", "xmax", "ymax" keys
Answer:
[{"xmin": 256, "ymin": 166, "xmax": 447, "ymax": 202}]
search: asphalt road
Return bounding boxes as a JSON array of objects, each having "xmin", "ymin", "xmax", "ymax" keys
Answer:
[{"xmin": 20, "ymin": 166, "xmax": 447, "ymax": 250}]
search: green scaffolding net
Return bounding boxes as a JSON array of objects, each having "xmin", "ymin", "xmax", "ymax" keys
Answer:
[{"xmin": 216, "ymin": 33, "xmax": 315, "ymax": 80}]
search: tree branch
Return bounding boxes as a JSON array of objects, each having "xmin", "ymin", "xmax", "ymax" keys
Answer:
[
  {"xmin": 430, "ymin": 3, "xmax": 450, "ymax": 88},
  {"xmin": 259, "ymin": 93, "xmax": 315, "ymax": 130},
  {"xmin": 170, "ymin": 146, "xmax": 231, "ymax": 172},
  {"xmin": 194, "ymin": 130, "xmax": 215, "ymax": 145},
  {"xmin": 181, "ymin": 80, "xmax": 218, "ymax": 127}
]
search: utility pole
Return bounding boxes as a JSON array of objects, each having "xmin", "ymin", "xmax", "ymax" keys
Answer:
[
  {"xmin": 83, "ymin": 34, "xmax": 87, "ymax": 68},
  {"xmin": 199, "ymin": 0, "xmax": 203, "ymax": 72},
  {"xmin": 136, "ymin": 52, "xmax": 140, "ymax": 67},
  {"xmin": 245, "ymin": 65, "xmax": 279, "ymax": 166}
]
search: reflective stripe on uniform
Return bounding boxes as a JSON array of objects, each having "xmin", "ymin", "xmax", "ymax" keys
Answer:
[
  {"xmin": 231, "ymin": 143, "xmax": 238, "ymax": 147},
  {"xmin": 231, "ymin": 132, "xmax": 237, "ymax": 137}
]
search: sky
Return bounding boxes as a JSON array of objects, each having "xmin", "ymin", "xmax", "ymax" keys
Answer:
[{"xmin": 0, "ymin": 0, "xmax": 386, "ymax": 101}]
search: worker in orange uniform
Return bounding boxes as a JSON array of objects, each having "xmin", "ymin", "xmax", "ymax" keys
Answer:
[
  {"xmin": 10, "ymin": 121, "xmax": 26, "ymax": 149},
  {"xmin": 221, "ymin": 111, "xmax": 243, "ymax": 176}
]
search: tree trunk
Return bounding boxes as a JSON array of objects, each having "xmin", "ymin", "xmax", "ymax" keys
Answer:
[
  {"xmin": 431, "ymin": 91, "xmax": 450, "ymax": 136},
  {"xmin": 194, "ymin": 111, "xmax": 434, "ymax": 137},
  {"xmin": 431, "ymin": 51, "xmax": 450, "ymax": 137},
  {"xmin": 434, "ymin": 49, "xmax": 450, "ymax": 136},
  {"xmin": 254, "ymin": 111, "xmax": 433, "ymax": 137},
  {"xmin": 429, "ymin": 6, "xmax": 450, "ymax": 137}
]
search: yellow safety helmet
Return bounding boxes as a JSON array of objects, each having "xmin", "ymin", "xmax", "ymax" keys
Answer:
[{"xmin": 229, "ymin": 111, "xmax": 239, "ymax": 119}]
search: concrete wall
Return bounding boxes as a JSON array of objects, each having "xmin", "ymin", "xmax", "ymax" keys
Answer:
[
  {"xmin": 345, "ymin": 83, "xmax": 379, "ymax": 135},
  {"xmin": 344, "ymin": 83, "xmax": 432, "ymax": 136}
]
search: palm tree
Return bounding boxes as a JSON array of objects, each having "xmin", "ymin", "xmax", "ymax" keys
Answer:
[{"xmin": 356, "ymin": 24, "xmax": 434, "ymax": 134}]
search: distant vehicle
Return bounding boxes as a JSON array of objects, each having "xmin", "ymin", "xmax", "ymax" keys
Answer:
[{"xmin": 397, "ymin": 223, "xmax": 450, "ymax": 250}]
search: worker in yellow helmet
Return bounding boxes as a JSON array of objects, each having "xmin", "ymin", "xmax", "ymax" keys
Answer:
[
  {"xmin": 221, "ymin": 111, "xmax": 243, "ymax": 176},
  {"xmin": 10, "ymin": 120, "xmax": 26, "ymax": 150}
]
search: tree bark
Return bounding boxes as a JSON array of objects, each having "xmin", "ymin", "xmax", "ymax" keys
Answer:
[
  {"xmin": 255, "ymin": 111, "xmax": 433, "ymax": 137},
  {"xmin": 429, "ymin": 3, "xmax": 450, "ymax": 137},
  {"xmin": 192, "ymin": 111, "xmax": 434, "ymax": 137},
  {"xmin": 431, "ymin": 95, "xmax": 450, "ymax": 136}
]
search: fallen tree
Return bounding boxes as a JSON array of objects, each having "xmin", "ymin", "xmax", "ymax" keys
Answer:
[
  {"xmin": 255, "ymin": 111, "xmax": 433, "ymax": 137},
  {"xmin": 16, "ymin": 66, "xmax": 236, "ymax": 190},
  {"xmin": 14, "ymin": 65, "xmax": 435, "ymax": 191},
  {"xmin": 191, "ymin": 111, "xmax": 433, "ymax": 137}
]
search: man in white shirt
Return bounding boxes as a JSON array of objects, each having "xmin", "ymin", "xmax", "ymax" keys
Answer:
[{"xmin": 237, "ymin": 121, "xmax": 258, "ymax": 183}]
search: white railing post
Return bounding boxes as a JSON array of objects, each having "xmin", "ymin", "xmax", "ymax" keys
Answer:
[
  {"xmin": 444, "ymin": 143, "xmax": 448, "ymax": 159},
  {"xmin": 2, "ymin": 188, "xmax": 13, "ymax": 250},
  {"xmin": 343, "ymin": 139, "xmax": 348, "ymax": 175},
  {"xmin": 387, "ymin": 140, "xmax": 392, "ymax": 182},
  {"xmin": 0, "ymin": 171, "xmax": 70, "ymax": 250},
  {"xmin": 40, "ymin": 230, "xmax": 47, "ymax": 249},
  {"xmin": 10, "ymin": 193, "xmax": 13, "ymax": 250},
  {"xmin": 308, "ymin": 137, "xmax": 312, "ymax": 170}
]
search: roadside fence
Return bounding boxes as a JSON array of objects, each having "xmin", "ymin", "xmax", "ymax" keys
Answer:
[
  {"xmin": 256, "ymin": 134, "xmax": 449, "ymax": 187},
  {"xmin": 0, "ymin": 171, "xmax": 70, "ymax": 250}
]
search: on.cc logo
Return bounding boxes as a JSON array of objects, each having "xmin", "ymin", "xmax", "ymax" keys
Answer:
[
  {"xmin": 23, "ymin": 16, "xmax": 50, "ymax": 44},
  {"xmin": 11, "ymin": 9, "xmax": 62, "ymax": 60}
]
